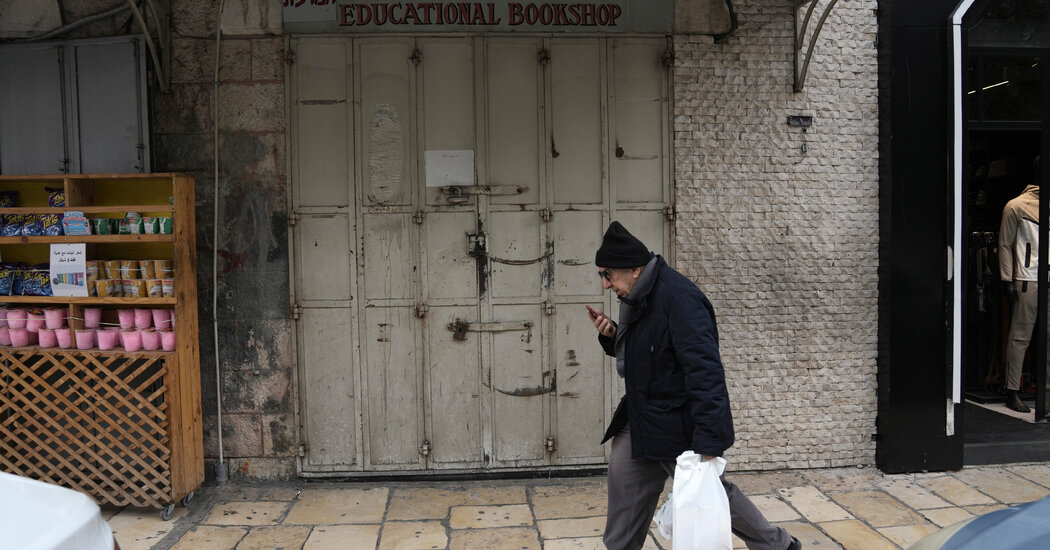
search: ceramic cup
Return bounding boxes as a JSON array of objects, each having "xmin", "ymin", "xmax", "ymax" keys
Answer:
[
  {"xmin": 10, "ymin": 328, "xmax": 30, "ymax": 347},
  {"xmin": 37, "ymin": 328, "xmax": 57, "ymax": 348},
  {"xmin": 140, "ymin": 328, "xmax": 160, "ymax": 351},
  {"xmin": 44, "ymin": 307, "xmax": 65, "ymax": 329},
  {"xmin": 117, "ymin": 309, "xmax": 136, "ymax": 330},
  {"xmin": 133, "ymin": 308, "xmax": 152, "ymax": 330},
  {"xmin": 25, "ymin": 310, "xmax": 45, "ymax": 333},
  {"xmin": 7, "ymin": 308, "xmax": 28, "ymax": 330},
  {"xmin": 83, "ymin": 308, "xmax": 102, "ymax": 329},
  {"xmin": 160, "ymin": 329, "xmax": 176, "ymax": 351},
  {"xmin": 74, "ymin": 329, "xmax": 95, "ymax": 350},
  {"xmin": 55, "ymin": 328, "xmax": 73, "ymax": 349},
  {"xmin": 152, "ymin": 309, "xmax": 172, "ymax": 331},
  {"xmin": 121, "ymin": 329, "xmax": 142, "ymax": 352},
  {"xmin": 97, "ymin": 328, "xmax": 119, "ymax": 350}
]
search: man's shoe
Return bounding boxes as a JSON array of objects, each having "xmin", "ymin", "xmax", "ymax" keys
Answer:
[
  {"xmin": 787, "ymin": 536, "xmax": 802, "ymax": 550},
  {"xmin": 1006, "ymin": 391, "xmax": 1031, "ymax": 413}
]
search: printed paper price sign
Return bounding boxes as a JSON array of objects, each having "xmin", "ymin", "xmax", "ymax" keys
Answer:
[{"xmin": 50, "ymin": 243, "xmax": 88, "ymax": 297}]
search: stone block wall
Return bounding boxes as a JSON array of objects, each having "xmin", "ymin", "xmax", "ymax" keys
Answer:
[
  {"xmin": 156, "ymin": 1, "xmax": 295, "ymax": 480},
  {"xmin": 672, "ymin": 0, "xmax": 879, "ymax": 469}
]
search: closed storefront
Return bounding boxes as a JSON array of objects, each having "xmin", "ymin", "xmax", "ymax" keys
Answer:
[{"xmin": 288, "ymin": 35, "xmax": 673, "ymax": 473}]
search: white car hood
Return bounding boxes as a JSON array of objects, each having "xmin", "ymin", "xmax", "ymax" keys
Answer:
[{"xmin": 0, "ymin": 472, "xmax": 114, "ymax": 550}]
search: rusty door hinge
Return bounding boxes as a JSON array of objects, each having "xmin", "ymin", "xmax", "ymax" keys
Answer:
[
  {"xmin": 544, "ymin": 302, "xmax": 555, "ymax": 315},
  {"xmin": 662, "ymin": 48, "xmax": 674, "ymax": 67},
  {"xmin": 297, "ymin": 443, "xmax": 307, "ymax": 457},
  {"xmin": 292, "ymin": 304, "xmax": 303, "ymax": 320},
  {"xmin": 415, "ymin": 304, "xmax": 429, "ymax": 318},
  {"xmin": 664, "ymin": 206, "xmax": 676, "ymax": 221},
  {"xmin": 540, "ymin": 209, "xmax": 552, "ymax": 222},
  {"xmin": 413, "ymin": 211, "xmax": 424, "ymax": 224},
  {"xmin": 420, "ymin": 440, "xmax": 432, "ymax": 456},
  {"xmin": 545, "ymin": 436, "xmax": 557, "ymax": 452},
  {"xmin": 288, "ymin": 211, "xmax": 300, "ymax": 227}
]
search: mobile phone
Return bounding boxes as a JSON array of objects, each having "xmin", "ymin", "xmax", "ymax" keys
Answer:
[{"xmin": 586, "ymin": 305, "xmax": 600, "ymax": 320}]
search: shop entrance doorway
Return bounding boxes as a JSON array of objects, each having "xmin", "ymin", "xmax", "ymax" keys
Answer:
[
  {"xmin": 287, "ymin": 36, "xmax": 673, "ymax": 473},
  {"xmin": 958, "ymin": 2, "xmax": 1050, "ymax": 464}
]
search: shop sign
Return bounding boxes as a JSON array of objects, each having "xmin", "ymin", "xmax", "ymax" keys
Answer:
[{"xmin": 282, "ymin": 0, "xmax": 672, "ymax": 33}]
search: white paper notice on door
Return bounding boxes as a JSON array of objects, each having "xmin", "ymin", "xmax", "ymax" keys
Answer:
[
  {"xmin": 50, "ymin": 243, "xmax": 88, "ymax": 297},
  {"xmin": 425, "ymin": 150, "xmax": 475, "ymax": 187}
]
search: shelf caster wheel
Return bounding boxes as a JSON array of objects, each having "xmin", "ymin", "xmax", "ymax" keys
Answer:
[
  {"xmin": 181, "ymin": 490, "xmax": 195, "ymax": 507},
  {"xmin": 160, "ymin": 503, "xmax": 175, "ymax": 521}
]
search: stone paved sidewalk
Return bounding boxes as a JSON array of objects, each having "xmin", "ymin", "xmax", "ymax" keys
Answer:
[{"xmin": 103, "ymin": 462, "xmax": 1050, "ymax": 550}]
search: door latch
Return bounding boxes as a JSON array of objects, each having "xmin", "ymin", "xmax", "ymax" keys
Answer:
[
  {"xmin": 467, "ymin": 231, "xmax": 487, "ymax": 257},
  {"xmin": 545, "ymin": 436, "xmax": 557, "ymax": 453},
  {"xmin": 415, "ymin": 304, "xmax": 429, "ymax": 318},
  {"xmin": 420, "ymin": 440, "xmax": 432, "ymax": 456},
  {"xmin": 449, "ymin": 319, "xmax": 470, "ymax": 341}
]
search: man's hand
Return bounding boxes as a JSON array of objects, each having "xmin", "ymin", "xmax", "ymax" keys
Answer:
[
  {"xmin": 1003, "ymin": 280, "xmax": 1018, "ymax": 300},
  {"xmin": 586, "ymin": 306, "xmax": 616, "ymax": 338}
]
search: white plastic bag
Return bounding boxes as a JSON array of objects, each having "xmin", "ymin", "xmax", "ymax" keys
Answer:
[
  {"xmin": 655, "ymin": 491, "xmax": 674, "ymax": 540},
  {"xmin": 671, "ymin": 451, "xmax": 731, "ymax": 550}
]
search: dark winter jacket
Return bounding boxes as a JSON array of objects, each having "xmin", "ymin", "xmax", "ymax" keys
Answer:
[{"xmin": 599, "ymin": 256, "xmax": 735, "ymax": 460}]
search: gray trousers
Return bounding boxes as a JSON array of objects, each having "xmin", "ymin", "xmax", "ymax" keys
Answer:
[
  {"xmin": 1006, "ymin": 280, "xmax": 1038, "ymax": 391},
  {"xmin": 604, "ymin": 430, "xmax": 791, "ymax": 550}
]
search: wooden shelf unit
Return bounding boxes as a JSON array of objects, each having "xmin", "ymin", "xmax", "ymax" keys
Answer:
[{"xmin": 0, "ymin": 173, "xmax": 202, "ymax": 511}]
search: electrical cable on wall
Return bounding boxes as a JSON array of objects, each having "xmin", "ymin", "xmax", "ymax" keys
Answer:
[{"xmin": 213, "ymin": 0, "xmax": 229, "ymax": 484}]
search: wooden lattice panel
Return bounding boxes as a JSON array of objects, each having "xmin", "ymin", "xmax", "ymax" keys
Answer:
[{"xmin": 0, "ymin": 349, "xmax": 172, "ymax": 508}]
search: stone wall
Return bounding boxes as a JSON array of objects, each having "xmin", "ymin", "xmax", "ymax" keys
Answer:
[
  {"xmin": 156, "ymin": 0, "xmax": 294, "ymax": 480},
  {"xmin": 673, "ymin": 0, "xmax": 880, "ymax": 469}
]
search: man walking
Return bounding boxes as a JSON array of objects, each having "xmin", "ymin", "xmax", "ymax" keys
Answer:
[{"xmin": 589, "ymin": 221, "xmax": 799, "ymax": 550}]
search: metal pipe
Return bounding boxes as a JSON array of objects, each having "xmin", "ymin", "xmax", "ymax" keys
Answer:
[
  {"xmin": 213, "ymin": 0, "xmax": 229, "ymax": 484},
  {"xmin": 27, "ymin": 3, "xmax": 132, "ymax": 41}
]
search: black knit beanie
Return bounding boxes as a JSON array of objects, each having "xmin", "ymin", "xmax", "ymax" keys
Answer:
[{"xmin": 595, "ymin": 221, "xmax": 651, "ymax": 267}]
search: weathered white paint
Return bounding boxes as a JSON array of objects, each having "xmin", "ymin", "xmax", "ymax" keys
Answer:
[{"xmin": 291, "ymin": 36, "xmax": 671, "ymax": 473}]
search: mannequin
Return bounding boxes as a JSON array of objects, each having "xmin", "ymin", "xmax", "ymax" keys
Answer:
[{"xmin": 998, "ymin": 156, "xmax": 1040, "ymax": 413}]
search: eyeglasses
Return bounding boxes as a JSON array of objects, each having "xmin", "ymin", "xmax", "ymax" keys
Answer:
[{"xmin": 599, "ymin": 268, "xmax": 614, "ymax": 281}]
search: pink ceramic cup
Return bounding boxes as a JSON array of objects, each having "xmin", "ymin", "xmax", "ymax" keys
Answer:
[
  {"xmin": 122, "ymin": 329, "xmax": 142, "ymax": 352},
  {"xmin": 55, "ymin": 328, "xmax": 73, "ymax": 349},
  {"xmin": 44, "ymin": 308, "xmax": 65, "ymax": 329},
  {"xmin": 25, "ymin": 310, "xmax": 45, "ymax": 333},
  {"xmin": 37, "ymin": 328, "xmax": 57, "ymax": 348},
  {"xmin": 97, "ymin": 328, "xmax": 119, "ymax": 350},
  {"xmin": 152, "ymin": 309, "xmax": 172, "ymax": 331},
  {"xmin": 10, "ymin": 328, "xmax": 30, "ymax": 347},
  {"xmin": 83, "ymin": 307, "xmax": 102, "ymax": 329},
  {"xmin": 140, "ymin": 328, "xmax": 160, "ymax": 351},
  {"xmin": 0, "ymin": 327, "xmax": 11, "ymax": 346},
  {"xmin": 6, "ymin": 308, "xmax": 26, "ymax": 329},
  {"xmin": 160, "ymin": 329, "xmax": 176, "ymax": 351},
  {"xmin": 117, "ymin": 309, "xmax": 135, "ymax": 329},
  {"xmin": 75, "ymin": 329, "xmax": 95, "ymax": 350},
  {"xmin": 134, "ymin": 308, "xmax": 153, "ymax": 330}
]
